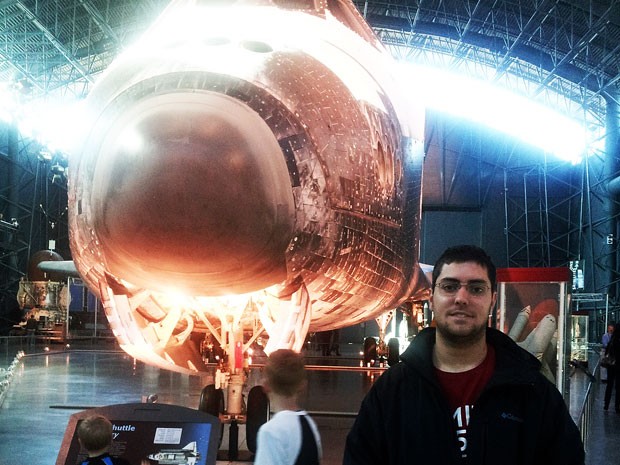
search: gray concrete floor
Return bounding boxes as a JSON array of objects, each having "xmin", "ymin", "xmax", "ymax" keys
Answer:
[
  {"xmin": 0, "ymin": 339, "xmax": 369, "ymax": 465},
  {"xmin": 585, "ymin": 376, "xmax": 620, "ymax": 465}
]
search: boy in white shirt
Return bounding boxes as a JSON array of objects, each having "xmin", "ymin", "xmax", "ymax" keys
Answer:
[{"xmin": 254, "ymin": 349, "xmax": 322, "ymax": 465}]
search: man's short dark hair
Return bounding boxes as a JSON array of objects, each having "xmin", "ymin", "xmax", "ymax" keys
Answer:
[{"xmin": 432, "ymin": 245, "xmax": 496, "ymax": 291}]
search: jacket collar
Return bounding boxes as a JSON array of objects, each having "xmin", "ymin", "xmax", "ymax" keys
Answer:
[{"xmin": 400, "ymin": 327, "xmax": 541, "ymax": 385}]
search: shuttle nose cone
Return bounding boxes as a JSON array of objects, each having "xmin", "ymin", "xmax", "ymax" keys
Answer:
[{"xmin": 90, "ymin": 91, "xmax": 295, "ymax": 294}]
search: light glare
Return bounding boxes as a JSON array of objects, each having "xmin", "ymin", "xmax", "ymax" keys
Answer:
[
  {"xmin": 0, "ymin": 88, "xmax": 84, "ymax": 155},
  {"xmin": 402, "ymin": 64, "xmax": 588, "ymax": 163}
]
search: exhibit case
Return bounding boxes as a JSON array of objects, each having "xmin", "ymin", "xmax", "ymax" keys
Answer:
[
  {"xmin": 496, "ymin": 267, "xmax": 571, "ymax": 399},
  {"xmin": 570, "ymin": 314, "xmax": 589, "ymax": 363}
]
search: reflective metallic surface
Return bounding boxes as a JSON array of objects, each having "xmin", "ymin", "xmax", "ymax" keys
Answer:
[{"xmin": 67, "ymin": 0, "xmax": 427, "ymax": 374}]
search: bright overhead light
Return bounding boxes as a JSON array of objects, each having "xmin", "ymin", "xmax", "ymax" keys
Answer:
[
  {"xmin": 17, "ymin": 98, "xmax": 85, "ymax": 154},
  {"xmin": 0, "ymin": 82, "xmax": 19, "ymax": 124},
  {"xmin": 400, "ymin": 63, "xmax": 589, "ymax": 164},
  {"xmin": 3, "ymin": 56, "xmax": 591, "ymax": 166},
  {"xmin": 0, "ymin": 82, "xmax": 85, "ymax": 155}
]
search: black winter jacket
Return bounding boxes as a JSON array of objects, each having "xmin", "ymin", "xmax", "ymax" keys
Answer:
[
  {"xmin": 605, "ymin": 334, "xmax": 620, "ymax": 363},
  {"xmin": 344, "ymin": 327, "xmax": 584, "ymax": 465}
]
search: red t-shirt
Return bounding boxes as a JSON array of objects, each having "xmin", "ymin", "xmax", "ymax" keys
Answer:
[{"xmin": 434, "ymin": 344, "xmax": 496, "ymax": 459}]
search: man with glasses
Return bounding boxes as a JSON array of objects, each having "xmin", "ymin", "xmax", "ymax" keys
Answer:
[{"xmin": 344, "ymin": 245, "xmax": 584, "ymax": 465}]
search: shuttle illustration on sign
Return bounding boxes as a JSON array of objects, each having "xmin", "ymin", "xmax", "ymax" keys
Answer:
[
  {"xmin": 57, "ymin": 0, "xmax": 427, "ymax": 402},
  {"xmin": 147, "ymin": 442, "xmax": 200, "ymax": 465}
]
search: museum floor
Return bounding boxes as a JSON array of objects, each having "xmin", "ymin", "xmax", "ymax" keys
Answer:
[{"xmin": 0, "ymin": 337, "xmax": 617, "ymax": 465}]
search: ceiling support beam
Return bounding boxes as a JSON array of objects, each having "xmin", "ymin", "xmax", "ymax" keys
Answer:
[{"xmin": 15, "ymin": 0, "xmax": 94, "ymax": 86}]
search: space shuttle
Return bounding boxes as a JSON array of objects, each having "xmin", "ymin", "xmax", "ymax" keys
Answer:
[{"xmin": 63, "ymin": 0, "xmax": 428, "ymax": 384}]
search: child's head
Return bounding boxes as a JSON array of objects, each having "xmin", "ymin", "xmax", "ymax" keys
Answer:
[
  {"xmin": 77, "ymin": 414, "xmax": 113, "ymax": 454},
  {"xmin": 264, "ymin": 349, "xmax": 307, "ymax": 397}
]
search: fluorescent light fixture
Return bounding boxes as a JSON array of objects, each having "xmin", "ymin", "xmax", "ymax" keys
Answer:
[{"xmin": 401, "ymin": 63, "xmax": 589, "ymax": 164}]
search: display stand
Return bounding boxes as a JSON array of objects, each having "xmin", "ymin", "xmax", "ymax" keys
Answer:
[
  {"xmin": 56, "ymin": 403, "xmax": 221, "ymax": 465},
  {"xmin": 496, "ymin": 267, "xmax": 571, "ymax": 399}
]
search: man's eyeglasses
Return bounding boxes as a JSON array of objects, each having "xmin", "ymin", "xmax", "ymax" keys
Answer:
[{"xmin": 435, "ymin": 281, "xmax": 491, "ymax": 297}]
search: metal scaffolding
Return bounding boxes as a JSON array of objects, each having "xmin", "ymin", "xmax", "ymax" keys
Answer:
[
  {"xmin": 0, "ymin": 0, "xmax": 619, "ymax": 334},
  {"xmin": 0, "ymin": 122, "xmax": 68, "ymax": 298}
]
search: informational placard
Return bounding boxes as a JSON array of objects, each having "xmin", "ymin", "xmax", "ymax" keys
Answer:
[{"xmin": 56, "ymin": 403, "xmax": 221, "ymax": 465}]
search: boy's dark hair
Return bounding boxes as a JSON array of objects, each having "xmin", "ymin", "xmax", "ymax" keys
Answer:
[
  {"xmin": 77, "ymin": 415, "xmax": 113, "ymax": 452},
  {"xmin": 432, "ymin": 245, "xmax": 497, "ymax": 291},
  {"xmin": 265, "ymin": 349, "xmax": 306, "ymax": 397}
]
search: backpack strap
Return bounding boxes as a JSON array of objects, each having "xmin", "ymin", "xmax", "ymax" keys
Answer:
[
  {"xmin": 81, "ymin": 456, "xmax": 114, "ymax": 465},
  {"xmin": 294, "ymin": 414, "xmax": 319, "ymax": 465}
]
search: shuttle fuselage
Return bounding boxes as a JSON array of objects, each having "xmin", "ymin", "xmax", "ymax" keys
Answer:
[{"xmin": 68, "ymin": 0, "xmax": 427, "ymax": 374}]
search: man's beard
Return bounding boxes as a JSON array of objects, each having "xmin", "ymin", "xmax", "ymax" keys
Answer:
[{"xmin": 436, "ymin": 319, "xmax": 488, "ymax": 347}]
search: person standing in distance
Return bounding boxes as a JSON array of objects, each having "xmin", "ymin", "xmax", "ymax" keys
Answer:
[
  {"xmin": 603, "ymin": 323, "xmax": 615, "ymax": 349},
  {"xmin": 343, "ymin": 244, "xmax": 584, "ymax": 465},
  {"xmin": 602, "ymin": 323, "xmax": 615, "ymax": 383},
  {"xmin": 603, "ymin": 323, "xmax": 620, "ymax": 412}
]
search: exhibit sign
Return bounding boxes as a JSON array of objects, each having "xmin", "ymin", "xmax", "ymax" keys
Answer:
[{"xmin": 56, "ymin": 403, "xmax": 221, "ymax": 465}]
